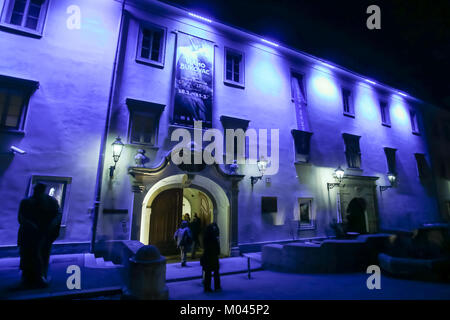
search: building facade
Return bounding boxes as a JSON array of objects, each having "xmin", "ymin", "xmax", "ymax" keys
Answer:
[{"xmin": 0, "ymin": 0, "xmax": 448, "ymax": 256}]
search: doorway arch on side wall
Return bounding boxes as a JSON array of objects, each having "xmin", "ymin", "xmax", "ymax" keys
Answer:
[{"xmin": 140, "ymin": 174, "xmax": 231, "ymax": 256}]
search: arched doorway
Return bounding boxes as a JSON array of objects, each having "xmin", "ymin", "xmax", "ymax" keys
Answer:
[
  {"xmin": 346, "ymin": 197, "xmax": 367, "ymax": 234},
  {"xmin": 140, "ymin": 174, "xmax": 230, "ymax": 256}
]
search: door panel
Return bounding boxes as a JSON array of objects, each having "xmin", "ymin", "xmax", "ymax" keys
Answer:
[{"xmin": 149, "ymin": 189, "xmax": 183, "ymax": 255}]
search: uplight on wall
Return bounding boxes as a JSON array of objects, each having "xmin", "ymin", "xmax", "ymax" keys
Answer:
[
  {"xmin": 188, "ymin": 12, "xmax": 212, "ymax": 23},
  {"xmin": 261, "ymin": 38, "xmax": 279, "ymax": 47},
  {"xmin": 365, "ymin": 79, "xmax": 377, "ymax": 85}
]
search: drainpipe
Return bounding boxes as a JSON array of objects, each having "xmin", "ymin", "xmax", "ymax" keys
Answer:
[{"xmin": 90, "ymin": 0, "xmax": 126, "ymax": 253}]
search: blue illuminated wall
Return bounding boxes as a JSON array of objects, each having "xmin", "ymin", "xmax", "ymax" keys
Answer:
[
  {"xmin": 0, "ymin": 0, "xmax": 447, "ymax": 251},
  {"xmin": 0, "ymin": 0, "xmax": 122, "ymax": 245}
]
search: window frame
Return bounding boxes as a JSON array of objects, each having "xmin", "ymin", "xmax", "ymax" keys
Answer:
[
  {"xmin": 379, "ymin": 100, "xmax": 391, "ymax": 127},
  {"xmin": 223, "ymin": 47, "xmax": 245, "ymax": 88},
  {"xmin": 410, "ymin": 109, "xmax": 420, "ymax": 135},
  {"xmin": 414, "ymin": 153, "xmax": 428, "ymax": 180},
  {"xmin": 135, "ymin": 21, "xmax": 167, "ymax": 68},
  {"xmin": 0, "ymin": 0, "xmax": 50, "ymax": 37},
  {"xmin": 126, "ymin": 98, "xmax": 165, "ymax": 147},
  {"xmin": 128, "ymin": 111, "xmax": 158, "ymax": 146},
  {"xmin": 342, "ymin": 133, "xmax": 362, "ymax": 169},
  {"xmin": 297, "ymin": 198, "xmax": 315, "ymax": 230},
  {"xmin": 28, "ymin": 175, "xmax": 72, "ymax": 227},
  {"xmin": 0, "ymin": 75, "xmax": 38, "ymax": 134},
  {"xmin": 341, "ymin": 88, "xmax": 355, "ymax": 118}
]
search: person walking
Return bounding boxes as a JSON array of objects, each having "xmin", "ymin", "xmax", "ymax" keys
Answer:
[
  {"xmin": 174, "ymin": 220, "xmax": 192, "ymax": 267},
  {"xmin": 17, "ymin": 183, "xmax": 62, "ymax": 288},
  {"xmin": 190, "ymin": 213, "xmax": 201, "ymax": 259},
  {"xmin": 200, "ymin": 223, "xmax": 221, "ymax": 292}
]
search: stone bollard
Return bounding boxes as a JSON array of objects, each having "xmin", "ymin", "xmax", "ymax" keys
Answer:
[{"xmin": 127, "ymin": 245, "xmax": 169, "ymax": 300}]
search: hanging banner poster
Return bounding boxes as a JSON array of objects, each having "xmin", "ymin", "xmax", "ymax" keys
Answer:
[{"xmin": 173, "ymin": 32, "xmax": 214, "ymax": 127}]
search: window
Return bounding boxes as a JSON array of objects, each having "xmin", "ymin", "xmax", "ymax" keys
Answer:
[
  {"xmin": 383, "ymin": 147, "xmax": 397, "ymax": 174},
  {"xmin": 0, "ymin": 75, "xmax": 38, "ymax": 132},
  {"xmin": 126, "ymin": 98, "xmax": 165, "ymax": 146},
  {"xmin": 136, "ymin": 24, "xmax": 166, "ymax": 67},
  {"xmin": 130, "ymin": 112, "xmax": 156, "ymax": 145},
  {"xmin": 410, "ymin": 110, "xmax": 420, "ymax": 134},
  {"xmin": 261, "ymin": 197, "xmax": 277, "ymax": 213},
  {"xmin": 220, "ymin": 115, "xmax": 250, "ymax": 162},
  {"xmin": 343, "ymin": 133, "xmax": 362, "ymax": 169},
  {"xmin": 298, "ymin": 198, "xmax": 315, "ymax": 230},
  {"xmin": 290, "ymin": 72, "xmax": 311, "ymax": 132},
  {"xmin": 342, "ymin": 88, "xmax": 354, "ymax": 117},
  {"xmin": 224, "ymin": 48, "xmax": 244, "ymax": 87},
  {"xmin": 29, "ymin": 175, "xmax": 72, "ymax": 227},
  {"xmin": 414, "ymin": 153, "xmax": 430, "ymax": 180},
  {"xmin": 380, "ymin": 101, "xmax": 391, "ymax": 126},
  {"xmin": 0, "ymin": 0, "xmax": 49, "ymax": 35}
]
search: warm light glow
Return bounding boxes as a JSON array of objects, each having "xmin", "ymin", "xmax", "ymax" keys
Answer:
[
  {"xmin": 387, "ymin": 172, "xmax": 396, "ymax": 184},
  {"xmin": 257, "ymin": 157, "xmax": 269, "ymax": 175},
  {"xmin": 335, "ymin": 166, "xmax": 345, "ymax": 181},
  {"xmin": 188, "ymin": 12, "xmax": 212, "ymax": 23},
  {"xmin": 261, "ymin": 38, "xmax": 279, "ymax": 47},
  {"xmin": 112, "ymin": 136, "xmax": 124, "ymax": 162}
]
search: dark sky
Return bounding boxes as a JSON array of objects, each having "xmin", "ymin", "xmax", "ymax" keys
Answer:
[{"xmin": 162, "ymin": 0, "xmax": 450, "ymax": 110}]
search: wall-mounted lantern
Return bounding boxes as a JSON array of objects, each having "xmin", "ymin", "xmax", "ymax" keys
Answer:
[
  {"xmin": 251, "ymin": 157, "xmax": 268, "ymax": 188},
  {"xmin": 109, "ymin": 137, "xmax": 124, "ymax": 178},
  {"xmin": 327, "ymin": 166, "xmax": 345, "ymax": 190},
  {"xmin": 380, "ymin": 172, "xmax": 397, "ymax": 193}
]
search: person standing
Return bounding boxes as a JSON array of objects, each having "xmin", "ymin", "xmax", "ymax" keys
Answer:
[
  {"xmin": 201, "ymin": 223, "xmax": 221, "ymax": 292},
  {"xmin": 174, "ymin": 220, "xmax": 192, "ymax": 267},
  {"xmin": 17, "ymin": 183, "xmax": 62, "ymax": 288},
  {"xmin": 183, "ymin": 213, "xmax": 191, "ymax": 223},
  {"xmin": 190, "ymin": 213, "xmax": 201, "ymax": 259}
]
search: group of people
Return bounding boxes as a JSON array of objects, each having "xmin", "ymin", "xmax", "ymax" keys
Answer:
[{"xmin": 174, "ymin": 213, "xmax": 221, "ymax": 292}]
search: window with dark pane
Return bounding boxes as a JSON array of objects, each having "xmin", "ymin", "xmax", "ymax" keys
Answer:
[
  {"xmin": 0, "ymin": 88, "xmax": 25, "ymax": 130},
  {"xmin": 139, "ymin": 26, "xmax": 164, "ymax": 63},
  {"xmin": 383, "ymin": 147, "xmax": 397, "ymax": 174},
  {"xmin": 410, "ymin": 110, "xmax": 420, "ymax": 134},
  {"xmin": 130, "ymin": 112, "xmax": 156, "ymax": 145},
  {"xmin": 414, "ymin": 153, "xmax": 430, "ymax": 180},
  {"xmin": 342, "ymin": 89, "xmax": 353, "ymax": 115},
  {"xmin": 343, "ymin": 133, "xmax": 361, "ymax": 169},
  {"xmin": 224, "ymin": 48, "xmax": 243, "ymax": 85},
  {"xmin": 380, "ymin": 101, "xmax": 390, "ymax": 126},
  {"xmin": 7, "ymin": 0, "xmax": 45, "ymax": 30}
]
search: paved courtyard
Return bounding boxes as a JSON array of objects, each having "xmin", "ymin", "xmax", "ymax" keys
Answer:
[{"xmin": 167, "ymin": 270, "xmax": 450, "ymax": 300}]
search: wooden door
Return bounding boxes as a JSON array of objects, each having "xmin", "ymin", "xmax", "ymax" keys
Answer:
[{"xmin": 149, "ymin": 189, "xmax": 183, "ymax": 255}]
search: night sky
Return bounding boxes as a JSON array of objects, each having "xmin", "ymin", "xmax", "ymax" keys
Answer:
[{"xmin": 162, "ymin": 0, "xmax": 450, "ymax": 110}]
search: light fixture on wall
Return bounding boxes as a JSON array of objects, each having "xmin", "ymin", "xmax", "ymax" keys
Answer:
[
  {"xmin": 251, "ymin": 156, "xmax": 268, "ymax": 188},
  {"xmin": 109, "ymin": 136, "xmax": 124, "ymax": 178},
  {"xmin": 380, "ymin": 172, "xmax": 397, "ymax": 193},
  {"xmin": 327, "ymin": 166, "xmax": 345, "ymax": 190}
]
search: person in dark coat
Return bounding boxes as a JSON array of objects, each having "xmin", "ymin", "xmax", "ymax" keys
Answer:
[
  {"xmin": 174, "ymin": 220, "xmax": 192, "ymax": 267},
  {"xmin": 200, "ymin": 223, "xmax": 221, "ymax": 292},
  {"xmin": 18, "ymin": 183, "xmax": 62, "ymax": 288},
  {"xmin": 190, "ymin": 213, "xmax": 201, "ymax": 259}
]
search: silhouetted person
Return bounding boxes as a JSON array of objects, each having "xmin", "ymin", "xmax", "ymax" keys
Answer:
[
  {"xmin": 18, "ymin": 183, "xmax": 62, "ymax": 288},
  {"xmin": 190, "ymin": 213, "xmax": 201, "ymax": 259},
  {"xmin": 183, "ymin": 213, "xmax": 191, "ymax": 223},
  {"xmin": 201, "ymin": 223, "xmax": 221, "ymax": 292},
  {"xmin": 174, "ymin": 220, "xmax": 192, "ymax": 267}
]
